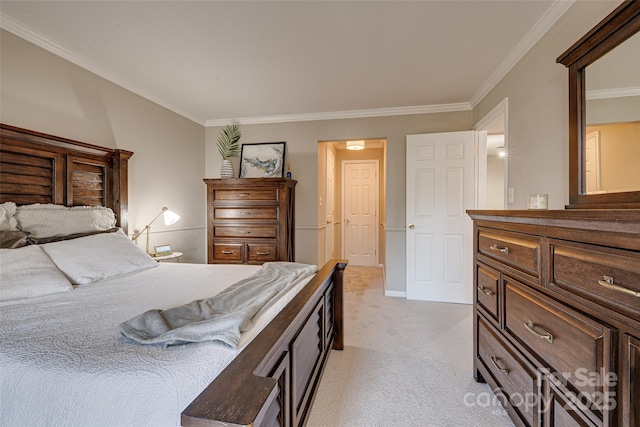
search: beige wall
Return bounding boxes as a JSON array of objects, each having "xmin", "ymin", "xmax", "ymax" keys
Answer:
[
  {"xmin": 0, "ymin": 30, "xmax": 207, "ymax": 262},
  {"xmin": 205, "ymin": 113, "xmax": 472, "ymax": 292},
  {"xmin": 473, "ymin": 0, "xmax": 620, "ymax": 210}
]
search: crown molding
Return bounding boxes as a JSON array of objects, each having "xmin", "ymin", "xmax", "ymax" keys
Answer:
[
  {"xmin": 586, "ymin": 87, "xmax": 640, "ymax": 100},
  {"xmin": 469, "ymin": 0, "xmax": 575, "ymax": 108},
  {"xmin": 0, "ymin": 12, "xmax": 207, "ymax": 126},
  {"xmin": 205, "ymin": 103, "xmax": 472, "ymax": 127}
]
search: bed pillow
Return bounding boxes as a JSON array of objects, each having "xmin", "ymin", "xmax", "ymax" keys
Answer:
[
  {"xmin": 15, "ymin": 204, "xmax": 117, "ymax": 239},
  {"xmin": 0, "ymin": 201, "xmax": 18, "ymax": 231},
  {"xmin": 40, "ymin": 229, "xmax": 158, "ymax": 285},
  {"xmin": 0, "ymin": 245, "xmax": 73, "ymax": 301},
  {"xmin": 27, "ymin": 227, "xmax": 119, "ymax": 245},
  {"xmin": 0, "ymin": 230, "xmax": 29, "ymax": 249}
]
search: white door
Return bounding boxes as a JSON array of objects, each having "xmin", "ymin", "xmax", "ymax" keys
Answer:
[
  {"xmin": 325, "ymin": 149, "xmax": 335, "ymax": 261},
  {"xmin": 406, "ymin": 131, "xmax": 476, "ymax": 303},
  {"xmin": 343, "ymin": 160, "xmax": 379, "ymax": 267},
  {"xmin": 585, "ymin": 131, "xmax": 602, "ymax": 194}
]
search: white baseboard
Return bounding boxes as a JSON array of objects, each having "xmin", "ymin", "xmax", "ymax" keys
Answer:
[{"xmin": 385, "ymin": 290, "xmax": 406, "ymax": 298}]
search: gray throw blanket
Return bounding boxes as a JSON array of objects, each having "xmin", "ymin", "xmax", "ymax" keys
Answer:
[{"xmin": 119, "ymin": 262, "xmax": 318, "ymax": 348}]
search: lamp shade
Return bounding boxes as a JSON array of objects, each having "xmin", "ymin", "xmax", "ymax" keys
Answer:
[
  {"xmin": 346, "ymin": 140, "xmax": 365, "ymax": 150},
  {"xmin": 162, "ymin": 209, "xmax": 180, "ymax": 225},
  {"xmin": 131, "ymin": 207, "xmax": 181, "ymax": 254}
]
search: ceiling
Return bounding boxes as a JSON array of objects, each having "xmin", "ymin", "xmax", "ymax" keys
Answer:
[{"xmin": 0, "ymin": 1, "xmax": 574, "ymax": 126}]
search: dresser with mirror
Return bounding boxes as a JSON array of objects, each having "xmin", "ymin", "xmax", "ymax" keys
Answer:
[{"xmin": 468, "ymin": 2, "xmax": 640, "ymax": 426}]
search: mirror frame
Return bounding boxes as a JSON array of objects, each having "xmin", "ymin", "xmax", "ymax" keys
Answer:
[{"xmin": 557, "ymin": 0, "xmax": 640, "ymax": 209}]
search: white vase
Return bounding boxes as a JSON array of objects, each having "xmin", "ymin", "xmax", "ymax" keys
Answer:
[{"xmin": 220, "ymin": 159, "xmax": 234, "ymax": 178}]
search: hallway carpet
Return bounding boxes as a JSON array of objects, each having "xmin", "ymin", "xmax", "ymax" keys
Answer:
[{"xmin": 306, "ymin": 265, "xmax": 516, "ymax": 427}]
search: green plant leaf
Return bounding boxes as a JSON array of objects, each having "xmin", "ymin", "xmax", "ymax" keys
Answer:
[{"xmin": 217, "ymin": 122, "xmax": 241, "ymax": 160}]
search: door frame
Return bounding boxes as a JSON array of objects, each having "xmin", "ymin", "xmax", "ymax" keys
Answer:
[
  {"xmin": 473, "ymin": 97, "xmax": 509, "ymax": 209},
  {"xmin": 341, "ymin": 159, "xmax": 380, "ymax": 266}
]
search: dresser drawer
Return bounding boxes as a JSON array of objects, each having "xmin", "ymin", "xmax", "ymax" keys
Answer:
[
  {"xmin": 213, "ymin": 189, "xmax": 278, "ymax": 201},
  {"xmin": 212, "ymin": 243, "xmax": 243, "ymax": 262},
  {"xmin": 478, "ymin": 316, "xmax": 539, "ymax": 426},
  {"xmin": 478, "ymin": 230, "xmax": 541, "ymax": 279},
  {"xmin": 505, "ymin": 280, "xmax": 614, "ymax": 409},
  {"xmin": 476, "ymin": 263, "xmax": 500, "ymax": 322},
  {"xmin": 544, "ymin": 380, "xmax": 600, "ymax": 427},
  {"xmin": 247, "ymin": 243, "xmax": 278, "ymax": 263},
  {"xmin": 214, "ymin": 207, "xmax": 278, "ymax": 220},
  {"xmin": 550, "ymin": 241, "xmax": 640, "ymax": 319},
  {"xmin": 214, "ymin": 225, "xmax": 278, "ymax": 239}
]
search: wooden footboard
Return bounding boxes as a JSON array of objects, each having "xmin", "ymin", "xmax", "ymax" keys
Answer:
[{"xmin": 181, "ymin": 259, "xmax": 347, "ymax": 427}]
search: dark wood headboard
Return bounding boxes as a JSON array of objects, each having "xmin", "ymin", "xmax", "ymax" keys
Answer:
[{"xmin": 0, "ymin": 124, "xmax": 133, "ymax": 233}]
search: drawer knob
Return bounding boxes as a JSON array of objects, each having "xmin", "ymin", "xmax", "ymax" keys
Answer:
[
  {"xmin": 598, "ymin": 275, "xmax": 640, "ymax": 297},
  {"xmin": 221, "ymin": 250, "xmax": 234, "ymax": 255},
  {"xmin": 490, "ymin": 356, "xmax": 509, "ymax": 375},
  {"xmin": 489, "ymin": 244, "xmax": 509, "ymax": 254},
  {"xmin": 524, "ymin": 321, "xmax": 554, "ymax": 344},
  {"xmin": 477, "ymin": 285, "xmax": 494, "ymax": 297},
  {"xmin": 256, "ymin": 251, "xmax": 270, "ymax": 256}
]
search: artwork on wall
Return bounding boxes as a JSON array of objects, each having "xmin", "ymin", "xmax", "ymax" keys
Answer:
[{"xmin": 239, "ymin": 142, "xmax": 286, "ymax": 178}]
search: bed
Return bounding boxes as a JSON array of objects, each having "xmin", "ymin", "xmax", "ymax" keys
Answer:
[{"xmin": 0, "ymin": 124, "xmax": 346, "ymax": 427}]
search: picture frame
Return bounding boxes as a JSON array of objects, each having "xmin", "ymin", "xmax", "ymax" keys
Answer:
[
  {"xmin": 154, "ymin": 244, "xmax": 172, "ymax": 256},
  {"xmin": 239, "ymin": 142, "xmax": 286, "ymax": 178}
]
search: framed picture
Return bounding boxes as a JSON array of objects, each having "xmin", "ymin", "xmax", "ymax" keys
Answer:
[
  {"xmin": 154, "ymin": 244, "xmax": 172, "ymax": 256},
  {"xmin": 239, "ymin": 142, "xmax": 286, "ymax": 178}
]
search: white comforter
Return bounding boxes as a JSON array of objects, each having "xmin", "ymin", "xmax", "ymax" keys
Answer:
[{"xmin": 0, "ymin": 263, "xmax": 311, "ymax": 427}]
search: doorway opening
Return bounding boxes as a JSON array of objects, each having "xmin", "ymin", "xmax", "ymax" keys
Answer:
[
  {"xmin": 317, "ymin": 139, "xmax": 386, "ymax": 267},
  {"xmin": 474, "ymin": 98, "xmax": 509, "ymax": 209}
]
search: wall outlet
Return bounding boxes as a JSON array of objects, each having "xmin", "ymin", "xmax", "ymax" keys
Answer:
[{"xmin": 508, "ymin": 188, "xmax": 515, "ymax": 203}]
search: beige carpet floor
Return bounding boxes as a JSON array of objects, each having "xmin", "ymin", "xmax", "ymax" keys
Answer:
[{"xmin": 306, "ymin": 265, "xmax": 516, "ymax": 427}]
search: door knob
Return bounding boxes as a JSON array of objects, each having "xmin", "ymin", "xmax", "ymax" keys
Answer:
[
  {"xmin": 409, "ymin": 224, "xmax": 415, "ymax": 229},
  {"xmin": 346, "ymin": 218, "xmax": 350, "ymax": 224}
]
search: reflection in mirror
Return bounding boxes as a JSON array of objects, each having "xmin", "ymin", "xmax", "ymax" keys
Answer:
[{"xmin": 584, "ymin": 31, "xmax": 640, "ymax": 194}]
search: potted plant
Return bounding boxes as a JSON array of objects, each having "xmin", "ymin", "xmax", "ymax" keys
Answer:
[{"xmin": 217, "ymin": 121, "xmax": 241, "ymax": 178}]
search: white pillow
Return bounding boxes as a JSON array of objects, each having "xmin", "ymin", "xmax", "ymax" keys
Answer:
[
  {"xmin": 0, "ymin": 202, "xmax": 18, "ymax": 231},
  {"xmin": 0, "ymin": 245, "xmax": 73, "ymax": 302},
  {"xmin": 41, "ymin": 229, "xmax": 158, "ymax": 285},
  {"xmin": 15, "ymin": 204, "xmax": 117, "ymax": 239}
]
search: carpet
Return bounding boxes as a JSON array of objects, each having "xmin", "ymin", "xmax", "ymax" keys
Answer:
[{"xmin": 306, "ymin": 265, "xmax": 515, "ymax": 427}]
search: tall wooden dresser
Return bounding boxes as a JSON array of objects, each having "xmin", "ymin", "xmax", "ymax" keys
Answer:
[
  {"xmin": 204, "ymin": 178, "xmax": 296, "ymax": 264},
  {"xmin": 467, "ymin": 210, "xmax": 640, "ymax": 427}
]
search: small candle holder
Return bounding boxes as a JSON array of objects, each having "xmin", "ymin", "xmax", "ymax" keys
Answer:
[{"xmin": 528, "ymin": 194, "xmax": 549, "ymax": 210}]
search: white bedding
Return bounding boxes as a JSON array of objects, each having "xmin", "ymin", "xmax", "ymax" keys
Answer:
[{"xmin": 0, "ymin": 262, "xmax": 313, "ymax": 427}]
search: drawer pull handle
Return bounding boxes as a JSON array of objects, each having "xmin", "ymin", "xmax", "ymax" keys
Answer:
[
  {"xmin": 256, "ymin": 251, "xmax": 270, "ymax": 256},
  {"xmin": 239, "ymin": 193, "xmax": 251, "ymax": 197},
  {"xmin": 490, "ymin": 356, "xmax": 509, "ymax": 375},
  {"xmin": 477, "ymin": 286, "xmax": 494, "ymax": 297},
  {"xmin": 524, "ymin": 322, "xmax": 553, "ymax": 343},
  {"xmin": 489, "ymin": 244, "xmax": 509, "ymax": 254},
  {"xmin": 238, "ymin": 231, "xmax": 251, "ymax": 234},
  {"xmin": 221, "ymin": 250, "xmax": 234, "ymax": 254},
  {"xmin": 598, "ymin": 276, "xmax": 640, "ymax": 297}
]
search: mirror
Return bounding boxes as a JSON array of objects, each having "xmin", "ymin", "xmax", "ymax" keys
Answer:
[
  {"xmin": 585, "ymin": 31, "xmax": 640, "ymax": 195},
  {"xmin": 557, "ymin": 1, "xmax": 640, "ymax": 208}
]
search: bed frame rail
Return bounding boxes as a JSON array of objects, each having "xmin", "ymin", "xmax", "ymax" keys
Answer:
[{"xmin": 181, "ymin": 259, "xmax": 347, "ymax": 427}]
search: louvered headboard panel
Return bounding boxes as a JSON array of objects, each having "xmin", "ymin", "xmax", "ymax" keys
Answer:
[{"xmin": 0, "ymin": 124, "xmax": 133, "ymax": 233}]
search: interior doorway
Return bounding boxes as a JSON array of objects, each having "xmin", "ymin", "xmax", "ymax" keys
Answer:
[
  {"xmin": 317, "ymin": 139, "xmax": 386, "ymax": 268},
  {"xmin": 474, "ymin": 98, "xmax": 509, "ymax": 209}
]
